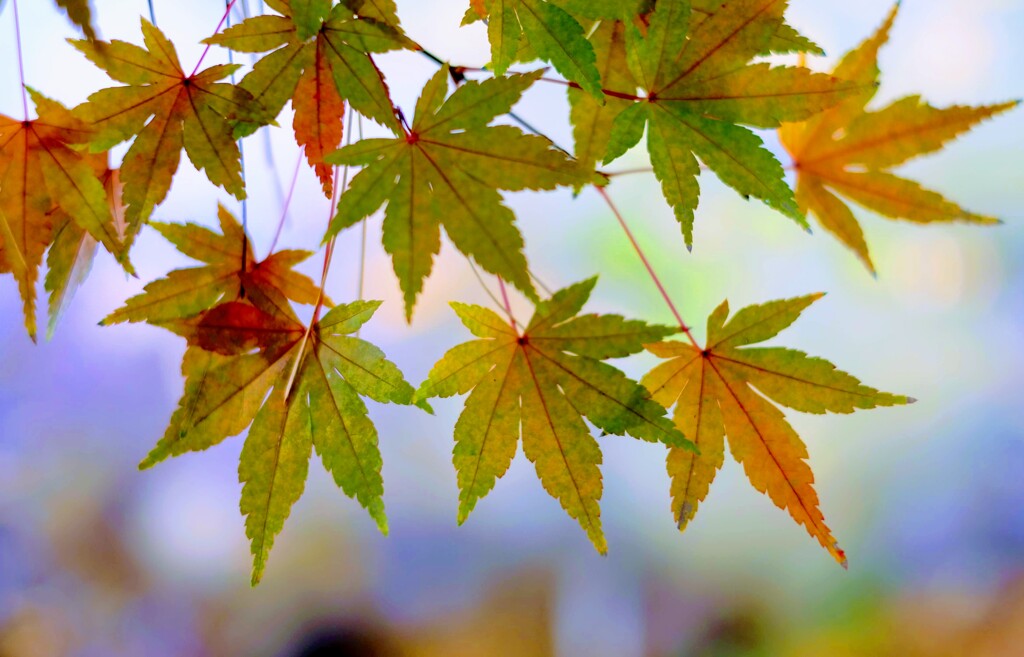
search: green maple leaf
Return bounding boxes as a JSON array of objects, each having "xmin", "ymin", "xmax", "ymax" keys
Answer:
[
  {"xmin": 471, "ymin": 0, "xmax": 604, "ymax": 98},
  {"xmin": 567, "ymin": 1, "xmax": 824, "ymax": 173},
  {"xmin": 780, "ymin": 4, "xmax": 1019, "ymax": 273},
  {"xmin": 325, "ymin": 66, "xmax": 593, "ymax": 320},
  {"xmin": 689, "ymin": 0, "xmax": 823, "ymax": 56},
  {"xmin": 71, "ymin": 19, "xmax": 268, "ymax": 230},
  {"xmin": 205, "ymin": 0, "xmax": 411, "ymax": 195},
  {"xmin": 102, "ymin": 204, "xmax": 326, "ymax": 327},
  {"xmin": 415, "ymin": 278, "xmax": 692, "ymax": 552},
  {"xmin": 144, "ymin": 298, "xmax": 415, "ymax": 585},
  {"xmin": 642, "ymin": 294, "xmax": 912, "ymax": 565},
  {"xmin": 602, "ymin": 0, "xmax": 859, "ymax": 247}
]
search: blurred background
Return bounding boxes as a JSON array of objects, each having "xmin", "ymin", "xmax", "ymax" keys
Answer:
[{"xmin": 1, "ymin": 0, "xmax": 1023, "ymax": 655}]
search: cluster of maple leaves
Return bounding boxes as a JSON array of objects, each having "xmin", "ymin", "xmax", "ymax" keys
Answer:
[{"xmin": 0, "ymin": 0, "xmax": 1015, "ymax": 584}]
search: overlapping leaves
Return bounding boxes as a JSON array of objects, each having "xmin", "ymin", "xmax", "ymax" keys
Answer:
[
  {"xmin": 598, "ymin": 0, "xmax": 859, "ymax": 247},
  {"xmin": 101, "ymin": 204, "xmax": 323, "ymax": 328},
  {"xmin": 206, "ymin": 0, "xmax": 411, "ymax": 195},
  {"xmin": 0, "ymin": 90, "xmax": 128, "ymax": 339},
  {"xmin": 469, "ymin": 0, "xmax": 604, "ymax": 98},
  {"xmin": 106, "ymin": 204, "xmax": 415, "ymax": 584},
  {"xmin": 642, "ymin": 294, "xmax": 911, "ymax": 565},
  {"xmin": 416, "ymin": 278, "xmax": 691, "ymax": 552},
  {"xmin": 325, "ymin": 66, "xmax": 592, "ymax": 320},
  {"xmin": 779, "ymin": 5, "xmax": 1018, "ymax": 272},
  {"xmin": 153, "ymin": 298, "xmax": 414, "ymax": 585},
  {"xmin": 71, "ymin": 19, "xmax": 267, "ymax": 230}
]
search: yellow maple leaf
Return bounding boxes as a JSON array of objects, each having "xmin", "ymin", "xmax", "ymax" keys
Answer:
[{"xmin": 779, "ymin": 4, "xmax": 1019, "ymax": 273}]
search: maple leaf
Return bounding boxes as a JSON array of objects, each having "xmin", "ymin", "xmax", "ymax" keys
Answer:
[
  {"xmin": 0, "ymin": 89, "xmax": 128, "ymax": 340},
  {"xmin": 779, "ymin": 4, "xmax": 1019, "ymax": 273},
  {"xmin": 101, "ymin": 204, "xmax": 326, "ymax": 328},
  {"xmin": 205, "ymin": 0, "xmax": 411, "ymax": 196},
  {"xmin": 472, "ymin": 0, "xmax": 604, "ymax": 98},
  {"xmin": 325, "ymin": 66, "xmax": 593, "ymax": 320},
  {"xmin": 54, "ymin": 0, "xmax": 97, "ymax": 40},
  {"xmin": 71, "ymin": 19, "xmax": 268, "ymax": 229},
  {"xmin": 45, "ymin": 153, "xmax": 126, "ymax": 339},
  {"xmin": 642, "ymin": 294, "xmax": 912, "ymax": 566},
  {"xmin": 689, "ymin": 0, "xmax": 823, "ymax": 56},
  {"xmin": 567, "ymin": 1, "xmax": 823, "ymax": 173},
  {"xmin": 415, "ymin": 278, "xmax": 692, "ymax": 553},
  {"xmin": 600, "ymin": 0, "xmax": 859, "ymax": 247},
  {"xmin": 140, "ymin": 296, "xmax": 414, "ymax": 585}
]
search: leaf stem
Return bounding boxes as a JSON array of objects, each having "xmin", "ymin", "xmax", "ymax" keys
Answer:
[
  {"xmin": 283, "ymin": 164, "xmax": 342, "ymax": 400},
  {"xmin": 538, "ymin": 76, "xmax": 644, "ymax": 101},
  {"xmin": 466, "ymin": 260, "xmax": 524, "ymax": 330},
  {"xmin": 413, "ymin": 44, "xmax": 693, "ymax": 343},
  {"xmin": 355, "ymin": 115, "xmax": 367, "ymax": 305},
  {"xmin": 497, "ymin": 277, "xmax": 518, "ymax": 334},
  {"xmin": 224, "ymin": 0, "xmax": 249, "ymax": 270},
  {"xmin": 11, "ymin": 0, "xmax": 29, "ymax": 120},
  {"xmin": 191, "ymin": 0, "xmax": 237, "ymax": 78},
  {"xmin": 596, "ymin": 186, "xmax": 699, "ymax": 347},
  {"xmin": 147, "ymin": 0, "xmax": 157, "ymax": 24},
  {"xmin": 267, "ymin": 152, "xmax": 303, "ymax": 256}
]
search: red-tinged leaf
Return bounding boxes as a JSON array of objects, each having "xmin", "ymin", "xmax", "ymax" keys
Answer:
[
  {"xmin": 102, "ymin": 204, "xmax": 327, "ymax": 329},
  {"xmin": 146, "ymin": 299, "xmax": 415, "ymax": 584},
  {"xmin": 71, "ymin": 20, "xmax": 270, "ymax": 227},
  {"xmin": 205, "ymin": 1, "xmax": 411, "ymax": 196},
  {"xmin": 0, "ymin": 91, "xmax": 128, "ymax": 339},
  {"xmin": 293, "ymin": 37, "xmax": 347, "ymax": 195}
]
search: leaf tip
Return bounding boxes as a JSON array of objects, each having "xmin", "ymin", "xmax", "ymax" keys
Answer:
[
  {"xmin": 834, "ymin": 542, "xmax": 849, "ymax": 570},
  {"xmin": 904, "ymin": 396, "xmax": 918, "ymax": 405},
  {"xmin": 677, "ymin": 502, "xmax": 694, "ymax": 531}
]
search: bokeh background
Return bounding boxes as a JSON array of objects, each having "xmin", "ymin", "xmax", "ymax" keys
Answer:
[{"xmin": 2, "ymin": 0, "xmax": 1023, "ymax": 655}]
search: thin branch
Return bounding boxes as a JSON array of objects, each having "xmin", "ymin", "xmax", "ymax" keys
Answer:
[
  {"xmin": 11, "ymin": 0, "xmax": 29, "ymax": 120},
  {"xmin": 539, "ymin": 76, "xmax": 644, "ymax": 101},
  {"xmin": 413, "ymin": 43, "xmax": 695, "ymax": 344},
  {"xmin": 267, "ymin": 152, "xmax": 303, "ymax": 256},
  {"xmin": 497, "ymin": 277, "xmax": 518, "ymax": 333},
  {"xmin": 191, "ymin": 0, "xmax": 237, "ymax": 77},
  {"xmin": 355, "ymin": 115, "xmax": 368, "ymax": 304},
  {"xmin": 605, "ymin": 167, "xmax": 654, "ymax": 178},
  {"xmin": 224, "ymin": 0, "xmax": 248, "ymax": 269},
  {"xmin": 596, "ymin": 186, "xmax": 698, "ymax": 347},
  {"xmin": 147, "ymin": 0, "xmax": 157, "ymax": 24},
  {"xmin": 465, "ymin": 261, "xmax": 522, "ymax": 329},
  {"xmin": 283, "ymin": 166, "xmax": 342, "ymax": 399}
]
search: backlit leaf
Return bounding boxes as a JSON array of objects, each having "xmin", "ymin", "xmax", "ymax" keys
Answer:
[
  {"xmin": 147, "ymin": 297, "xmax": 415, "ymax": 584},
  {"xmin": 416, "ymin": 278, "xmax": 691, "ymax": 552},
  {"xmin": 72, "ymin": 20, "xmax": 268, "ymax": 228},
  {"xmin": 643, "ymin": 294, "xmax": 912, "ymax": 566},
  {"xmin": 779, "ymin": 4, "xmax": 1019, "ymax": 272},
  {"xmin": 206, "ymin": 1, "xmax": 411, "ymax": 195},
  {"xmin": 599, "ymin": 0, "xmax": 857, "ymax": 247},
  {"xmin": 0, "ymin": 91, "xmax": 128, "ymax": 339},
  {"xmin": 326, "ymin": 67, "xmax": 592, "ymax": 320}
]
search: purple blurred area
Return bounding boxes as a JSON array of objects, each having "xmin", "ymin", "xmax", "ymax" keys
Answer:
[{"xmin": 1, "ymin": 1, "xmax": 1023, "ymax": 655}]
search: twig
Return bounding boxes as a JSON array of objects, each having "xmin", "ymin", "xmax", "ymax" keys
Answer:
[
  {"xmin": 497, "ymin": 277, "xmax": 518, "ymax": 333},
  {"xmin": 191, "ymin": 0, "xmax": 237, "ymax": 77},
  {"xmin": 596, "ymin": 186, "xmax": 698, "ymax": 346},
  {"xmin": 11, "ymin": 0, "xmax": 28, "ymax": 120},
  {"xmin": 267, "ymin": 152, "xmax": 303, "ymax": 256}
]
